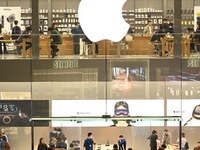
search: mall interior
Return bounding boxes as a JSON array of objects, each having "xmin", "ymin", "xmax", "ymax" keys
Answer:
[{"xmin": 0, "ymin": 0, "xmax": 200, "ymax": 150}]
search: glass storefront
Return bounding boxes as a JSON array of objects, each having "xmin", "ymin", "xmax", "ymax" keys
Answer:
[{"xmin": 0, "ymin": 0, "xmax": 200, "ymax": 150}]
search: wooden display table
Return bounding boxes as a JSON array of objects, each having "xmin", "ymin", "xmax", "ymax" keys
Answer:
[
  {"xmin": 131, "ymin": 35, "xmax": 152, "ymax": 55},
  {"xmin": 57, "ymin": 35, "xmax": 73, "ymax": 55},
  {"xmin": 21, "ymin": 35, "xmax": 74, "ymax": 58}
]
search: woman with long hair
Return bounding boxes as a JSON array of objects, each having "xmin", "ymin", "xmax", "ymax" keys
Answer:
[{"xmin": 37, "ymin": 138, "xmax": 48, "ymax": 150}]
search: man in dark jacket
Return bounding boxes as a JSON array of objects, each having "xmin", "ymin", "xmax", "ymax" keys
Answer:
[
  {"xmin": 147, "ymin": 130, "xmax": 158, "ymax": 150},
  {"xmin": 71, "ymin": 22, "xmax": 83, "ymax": 55}
]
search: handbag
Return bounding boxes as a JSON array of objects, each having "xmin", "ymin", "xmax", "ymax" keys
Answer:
[{"xmin": 184, "ymin": 142, "xmax": 189, "ymax": 149}]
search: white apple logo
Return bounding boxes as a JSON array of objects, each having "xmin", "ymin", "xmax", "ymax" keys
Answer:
[{"xmin": 78, "ymin": 0, "xmax": 130, "ymax": 42}]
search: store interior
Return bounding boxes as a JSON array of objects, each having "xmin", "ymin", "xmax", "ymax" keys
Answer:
[{"xmin": 0, "ymin": 0, "xmax": 200, "ymax": 150}]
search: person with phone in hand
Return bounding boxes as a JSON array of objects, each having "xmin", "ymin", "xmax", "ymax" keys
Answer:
[{"xmin": 83, "ymin": 132, "xmax": 95, "ymax": 150}]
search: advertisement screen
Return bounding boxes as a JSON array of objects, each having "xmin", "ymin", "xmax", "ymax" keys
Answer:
[
  {"xmin": 0, "ymin": 7, "xmax": 21, "ymax": 33},
  {"xmin": 52, "ymin": 100, "xmax": 164, "ymax": 127},
  {"xmin": 112, "ymin": 67, "xmax": 146, "ymax": 99},
  {"xmin": 0, "ymin": 100, "xmax": 49, "ymax": 127},
  {"xmin": 167, "ymin": 100, "xmax": 200, "ymax": 126}
]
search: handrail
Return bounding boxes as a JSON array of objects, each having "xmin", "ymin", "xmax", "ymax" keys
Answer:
[{"xmin": 29, "ymin": 116, "xmax": 182, "ymax": 122}]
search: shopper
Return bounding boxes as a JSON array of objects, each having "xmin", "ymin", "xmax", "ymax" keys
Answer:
[
  {"xmin": 162, "ymin": 129, "xmax": 172, "ymax": 145},
  {"xmin": 0, "ymin": 23, "xmax": 7, "ymax": 54},
  {"xmin": 52, "ymin": 23, "xmax": 59, "ymax": 32},
  {"xmin": 113, "ymin": 144, "xmax": 119, "ymax": 150},
  {"xmin": 48, "ymin": 27, "xmax": 62, "ymax": 58},
  {"xmin": 177, "ymin": 133, "xmax": 188, "ymax": 150},
  {"xmin": 0, "ymin": 133, "xmax": 10, "ymax": 150},
  {"xmin": 194, "ymin": 142, "xmax": 200, "ymax": 150},
  {"xmin": 71, "ymin": 22, "xmax": 82, "ymax": 55},
  {"xmin": 12, "ymin": 20, "xmax": 21, "ymax": 54},
  {"xmin": 158, "ymin": 144, "xmax": 167, "ymax": 150},
  {"xmin": 49, "ymin": 137, "xmax": 57, "ymax": 149},
  {"xmin": 143, "ymin": 20, "xmax": 153, "ymax": 35},
  {"xmin": 37, "ymin": 138, "xmax": 48, "ymax": 150},
  {"xmin": 56, "ymin": 128, "xmax": 67, "ymax": 150},
  {"xmin": 83, "ymin": 132, "xmax": 95, "ymax": 150},
  {"xmin": 194, "ymin": 24, "xmax": 200, "ymax": 52},
  {"xmin": 49, "ymin": 128, "xmax": 59, "ymax": 144},
  {"xmin": 12, "ymin": 20, "xmax": 21, "ymax": 40},
  {"xmin": 147, "ymin": 130, "xmax": 158, "ymax": 150},
  {"xmin": 118, "ymin": 135, "xmax": 126, "ymax": 150},
  {"xmin": 22, "ymin": 26, "xmax": 32, "ymax": 51}
]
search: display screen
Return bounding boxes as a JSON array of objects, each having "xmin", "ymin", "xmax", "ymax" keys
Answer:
[
  {"xmin": 0, "ymin": 104, "xmax": 19, "ymax": 113},
  {"xmin": 0, "ymin": 100, "xmax": 49, "ymax": 127},
  {"xmin": 52, "ymin": 100, "xmax": 164, "ymax": 127},
  {"xmin": 167, "ymin": 100, "xmax": 200, "ymax": 126},
  {"xmin": 112, "ymin": 67, "xmax": 147, "ymax": 99},
  {"xmin": 158, "ymin": 67, "xmax": 200, "ymax": 81}
]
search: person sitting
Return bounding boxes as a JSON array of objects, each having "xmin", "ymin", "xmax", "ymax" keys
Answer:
[
  {"xmin": 48, "ymin": 27, "xmax": 62, "ymax": 58},
  {"xmin": 151, "ymin": 24, "xmax": 165, "ymax": 55},
  {"xmin": 15, "ymin": 26, "xmax": 32, "ymax": 55}
]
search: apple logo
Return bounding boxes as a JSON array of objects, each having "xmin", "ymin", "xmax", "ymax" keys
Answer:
[{"xmin": 78, "ymin": 0, "xmax": 130, "ymax": 42}]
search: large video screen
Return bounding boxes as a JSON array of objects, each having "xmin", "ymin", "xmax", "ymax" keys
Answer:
[
  {"xmin": 52, "ymin": 100, "xmax": 164, "ymax": 127},
  {"xmin": 167, "ymin": 100, "xmax": 200, "ymax": 126},
  {"xmin": 112, "ymin": 67, "xmax": 147, "ymax": 99},
  {"xmin": 0, "ymin": 100, "xmax": 49, "ymax": 126}
]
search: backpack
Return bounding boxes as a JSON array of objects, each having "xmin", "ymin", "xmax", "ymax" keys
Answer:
[{"xmin": 185, "ymin": 142, "xmax": 189, "ymax": 149}]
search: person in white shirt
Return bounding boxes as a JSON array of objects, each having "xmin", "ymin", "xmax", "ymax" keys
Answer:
[
  {"xmin": 177, "ymin": 133, "xmax": 187, "ymax": 150},
  {"xmin": 143, "ymin": 20, "xmax": 153, "ymax": 35},
  {"xmin": 0, "ymin": 23, "xmax": 7, "ymax": 54}
]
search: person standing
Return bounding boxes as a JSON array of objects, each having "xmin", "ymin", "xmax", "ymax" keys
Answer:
[
  {"xmin": 12, "ymin": 20, "xmax": 21, "ymax": 54},
  {"xmin": 143, "ymin": 20, "xmax": 153, "ymax": 35},
  {"xmin": 83, "ymin": 132, "xmax": 95, "ymax": 150},
  {"xmin": 0, "ymin": 23, "xmax": 7, "ymax": 54},
  {"xmin": 12, "ymin": 20, "xmax": 21, "ymax": 40},
  {"xmin": 177, "ymin": 133, "xmax": 187, "ymax": 150},
  {"xmin": 71, "ymin": 22, "xmax": 82, "ymax": 55},
  {"xmin": 148, "ymin": 130, "xmax": 158, "ymax": 150},
  {"xmin": 118, "ymin": 135, "xmax": 126, "ymax": 150},
  {"xmin": 162, "ymin": 129, "xmax": 172, "ymax": 145},
  {"xmin": 37, "ymin": 138, "xmax": 48, "ymax": 150}
]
